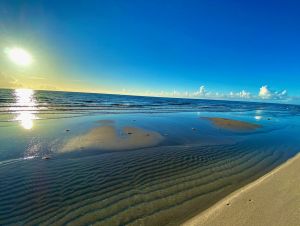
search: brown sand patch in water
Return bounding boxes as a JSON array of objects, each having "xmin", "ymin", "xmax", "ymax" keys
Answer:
[
  {"xmin": 96, "ymin": 119, "xmax": 115, "ymax": 124},
  {"xmin": 202, "ymin": 117, "xmax": 261, "ymax": 131},
  {"xmin": 61, "ymin": 125, "xmax": 164, "ymax": 152}
]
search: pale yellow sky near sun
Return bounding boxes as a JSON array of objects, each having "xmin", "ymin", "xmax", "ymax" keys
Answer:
[{"xmin": 0, "ymin": 45, "xmax": 113, "ymax": 93}]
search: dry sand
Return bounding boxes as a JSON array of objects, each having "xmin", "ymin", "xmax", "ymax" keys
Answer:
[
  {"xmin": 62, "ymin": 125, "xmax": 164, "ymax": 152},
  {"xmin": 183, "ymin": 153, "xmax": 300, "ymax": 226},
  {"xmin": 202, "ymin": 117, "xmax": 261, "ymax": 131}
]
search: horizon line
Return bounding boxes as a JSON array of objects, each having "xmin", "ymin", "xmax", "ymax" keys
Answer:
[{"xmin": 1, "ymin": 86, "xmax": 299, "ymax": 107}]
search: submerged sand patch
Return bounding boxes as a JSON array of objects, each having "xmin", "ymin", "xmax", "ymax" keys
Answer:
[
  {"xmin": 202, "ymin": 117, "xmax": 261, "ymax": 131},
  {"xmin": 62, "ymin": 125, "xmax": 164, "ymax": 152},
  {"xmin": 96, "ymin": 119, "xmax": 115, "ymax": 124},
  {"xmin": 184, "ymin": 153, "xmax": 300, "ymax": 226}
]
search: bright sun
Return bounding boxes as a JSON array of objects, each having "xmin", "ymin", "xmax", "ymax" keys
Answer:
[{"xmin": 6, "ymin": 47, "xmax": 33, "ymax": 66}]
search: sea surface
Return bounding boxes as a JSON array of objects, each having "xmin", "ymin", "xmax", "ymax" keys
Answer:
[
  {"xmin": 1, "ymin": 88, "xmax": 300, "ymax": 117},
  {"xmin": 1, "ymin": 88, "xmax": 300, "ymax": 225}
]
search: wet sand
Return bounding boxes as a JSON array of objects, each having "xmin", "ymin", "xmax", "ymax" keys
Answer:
[
  {"xmin": 1, "ymin": 141, "xmax": 288, "ymax": 226},
  {"xmin": 184, "ymin": 153, "xmax": 300, "ymax": 226},
  {"xmin": 1, "ymin": 113, "xmax": 300, "ymax": 225},
  {"xmin": 202, "ymin": 117, "xmax": 261, "ymax": 131},
  {"xmin": 62, "ymin": 125, "xmax": 164, "ymax": 152}
]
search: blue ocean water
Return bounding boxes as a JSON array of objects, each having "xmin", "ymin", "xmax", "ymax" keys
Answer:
[
  {"xmin": 1, "ymin": 88, "xmax": 299, "ymax": 118},
  {"xmin": 0, "ymin": 88, "xmax": 300, "ymax": 225}
]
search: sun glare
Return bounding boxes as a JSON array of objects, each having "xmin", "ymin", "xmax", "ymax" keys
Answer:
[
  {"xmin": 6, "ymin": 47, "xmax": 33, "ymax": 66},
  {"xmin": 11, "ymin": 89, "xmax": 38, "ymax": 130}
]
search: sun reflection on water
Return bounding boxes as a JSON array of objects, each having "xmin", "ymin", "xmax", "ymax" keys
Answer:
[
  {"xmin": 254, "ymin": 110, "xmax": 263, "ymax": 121},
  {"xmin": 11, "ymin": 89, "xmax": 38, "ymax": 129}
]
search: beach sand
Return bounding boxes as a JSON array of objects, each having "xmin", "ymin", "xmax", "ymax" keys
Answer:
[
  {"xmin": 202, "ymin": 117, "xmax": 261, "ymax": 131},
  {"xmin": 62, "ymin": 125, "xmax": 164, "ymax": 152},
  {"xmin": 183, "ymin": 153, "xmax": 300, "ymax": 226}
]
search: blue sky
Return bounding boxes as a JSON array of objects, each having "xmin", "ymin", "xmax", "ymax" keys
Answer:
[{"xmin": 0, "ymin": 0, "xmax": 300, "ymax": 103}]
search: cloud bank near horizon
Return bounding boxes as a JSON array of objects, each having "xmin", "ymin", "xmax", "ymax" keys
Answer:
[
  {"xmin": 258, "ymin": 85, "xmax": 288, "ymax": 100},
  {"xmin": 0, "ymin": 72, "xmax": 297, "ymax": 103},
  {"xmin": 145, "ymin": 85, "xmax": 294, "ymax": 103}
]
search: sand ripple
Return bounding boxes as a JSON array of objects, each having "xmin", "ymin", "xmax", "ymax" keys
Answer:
[{"xmin": 0, "ymin": 142, "xmax": 294, "ymax": 225}]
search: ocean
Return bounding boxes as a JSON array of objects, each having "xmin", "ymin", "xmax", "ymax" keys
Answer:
[
  {"xmin": 1, "ymin": 88, "xmax": 300, "ymax": 117},
  {"xmin": 0, "ymin": 88, "xmax": 300, "ymax": 225}
]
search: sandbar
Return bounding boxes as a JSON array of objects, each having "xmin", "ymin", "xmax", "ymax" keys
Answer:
[
  {"xmin": 202, "ymin": 117, "xmax": 261, "ymax": 131},
  {"xmin": 62, "ymin": 125, "xmax": 164, "ymax": 152}
]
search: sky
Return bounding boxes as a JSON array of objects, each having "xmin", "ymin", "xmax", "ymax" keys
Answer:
[{"xmin": 0, "ymin": 0, "xmax": 300, "ymax": 103}]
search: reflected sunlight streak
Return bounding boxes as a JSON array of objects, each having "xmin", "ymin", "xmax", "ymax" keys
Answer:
[{"xmin": 12, "ymin": 89, "xmax": 38, "ymax": 129}]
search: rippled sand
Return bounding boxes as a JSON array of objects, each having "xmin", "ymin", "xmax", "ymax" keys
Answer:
[
  {"xmin": 202, "ymin": 117, "xmax": 261, "ymax": 131},
  {"xmin": 0, "ymin": 141, "xmax": 291, "ymax": 225}
]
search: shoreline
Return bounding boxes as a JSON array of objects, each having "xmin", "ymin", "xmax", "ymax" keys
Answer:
[
  {"xmin": 1, "ymin": 106, "xmax": 300, "ymax": 225},
  {"xmin": 183, "ymin": 152, "xmax": 300, "ymax": 226}
]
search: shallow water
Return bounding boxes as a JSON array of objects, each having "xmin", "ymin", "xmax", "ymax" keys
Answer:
[{"xmin": 0, "ymin": 88, "xmax": 300, "ymax": 225}]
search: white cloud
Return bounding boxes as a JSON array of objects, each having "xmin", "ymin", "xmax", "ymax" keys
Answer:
[
  {"xmin": 229, "ymin": 90, "xmax": 251, "ymax": 99},
  {"xmin": 199, "ymin": 85, "xmax": 206, "ymax": 96},
  {"xmin": 153, "ymin": 84, "xmax": 291, "ymax": 102},
  {"xmin": 193, "ymin": 85, "xmax": 206, "ymax": 97},
  {"xmin": 190, "ymin": 86, "xmax": 251, "ymax": 100},
  {"xmin": 259, "ymin": 85, "xmax": 272, "ymax": 99},
  {"xmin": 239, "ymin": 90, "xmax": 251, "ymax": 98},
  {"xmin": 258, "ymin": 85, "xmax": 288, "ymax": 100},
  {"xmin": 274, "ymin": 89, "xmax": 288, "ymax": 99}
]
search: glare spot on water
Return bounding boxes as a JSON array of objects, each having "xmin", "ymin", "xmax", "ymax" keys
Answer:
[
  {"xmin": 11, "ymin": 89, "xmax": 38, "ymax": 130},
  {"xmin": 255, "ymin": 116, "xmax": 262, "ymax": 120},
  {"xmin": 23, "ymin": 155, "xmax": 37, "ymax": 160},
  {"xmin": 16, "ymin": 112, "xmax": 34, "ymax": 129}
]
